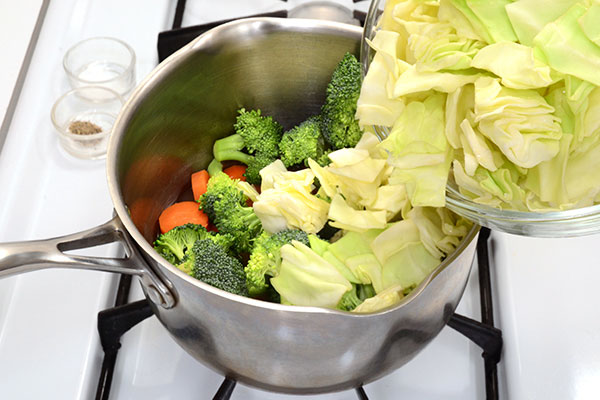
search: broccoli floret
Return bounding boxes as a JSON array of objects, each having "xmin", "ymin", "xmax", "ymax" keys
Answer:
[
  {"xmin": 337, "ymin": 283, "xmax": 377, "ymax": 311},
  {"xmin": 212, "ymin": 108, "xmax": 283, "ymax": 184},
  {"xmin": 316, "ymin": 152, "xmax": 331, "ymax": 167},
  {"xmin": 244, "ymin": 152, "xmax": 277, "ymax": 185},
  {"xmin": 245, "ymin": 229, "xmax": 309, "ymax": 297},
  {"xmin": 213, "ymin": 197, "xmax": 262, "ymax": 254},
  {"xmin": 337, "ymin": 285, "xmax": 364, "ymax": 311},
  {"xmin": 155, "ymin": 247, "xmax": 178, "ymax": 265},
  {"xmin": 320, "ymin": 53, "xmax": 363, "ymax": 150},
  {"xmin": 279, "ymin": 116, "xmax": 327, "ymax": 168},
  {"xmin": 200, "ymin": 172, "xmax": 245, "ymax": 222},
  {"xmin": 233, "ymin": 108, "xmax": 282, "ymax": 157},
  {"xmin": 179, "ymin": 239, "xmax": 249, "ymax": 297},
  {"xmin": 153, "ymin": 223, "xmax": 234, "ymax": 264},
  {"xmin": 201, "ymin": 172, "xmax": 262, "ymax": 253}
]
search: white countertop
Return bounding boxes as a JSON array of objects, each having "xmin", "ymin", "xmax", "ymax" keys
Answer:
[
  {"xmin": 0, "ymin": 0, "xmax": 47, "ymax": 146},
  {"xmin": 492, "ymin": 231, "xmax": 600, "ymax": 400},
  {"xmin": 0, "ymin": 0, "xmax": 172, "ymax": 399}
]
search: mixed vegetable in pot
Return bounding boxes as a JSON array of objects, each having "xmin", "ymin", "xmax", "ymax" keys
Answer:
[{"xmin": 152, "ymin": 53, "xmax": 470, "ymax": 313}]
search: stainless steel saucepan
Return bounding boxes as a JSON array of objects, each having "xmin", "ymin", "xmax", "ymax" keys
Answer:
[{"xmin": 0, "ymin": 18, "xmax": 479, "ymax": 394}]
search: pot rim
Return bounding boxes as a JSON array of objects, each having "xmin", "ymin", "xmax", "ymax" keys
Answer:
[{"xmin": 106, "ymin": 17, "xmax": 480, "ymax": 317}]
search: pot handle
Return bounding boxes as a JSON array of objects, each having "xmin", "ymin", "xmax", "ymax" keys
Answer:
[{"xmin": 0, "ymin": 216, "xmax": 176, "ymax": 309}]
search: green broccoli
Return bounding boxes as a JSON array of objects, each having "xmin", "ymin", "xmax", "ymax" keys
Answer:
[
  {"xmin": 153, "ymin": 223, "xmax": 234, "ymax": 265},
  {"xmin": 279, "ymin": 116, "xmax": 328, "ymax": 168},
  {"xmin": 316, "ymin": 152, "xmax": 331, "ymax": 167},
  {"xmin": 337, "ymin": 285, "xmax": 363, "ymax": 311},
  {"xmin": 245, "ymin": 229, "xmax": 309, "ymax": 297},
  {"xmin": 200, "ymin": 172, "xmax": 245, "ymax": 223},
  {"xmin": 337, "ymin": 284, "xmax": 376, "ymax": 311},
  {"xmin": 200, "ymin": 172, "xmax": 262, "ymax": 253},
  {"xmin": 212, "ymin": 108, "xmax": 283, "ymax": 184},
  {"xmin": 233, "ymin": 108, "xmax": 282, "ymax": 156},
  {"xmin": 357, "ymin": 284, "xmax": 376, "ymax": 300},
  {"xmin": 213, "ymin": 195, "xmax": 262, "ymax": 254},
  {"xmin": 320, "ymin": 53, "xmax": 363, "ymax": 150},
  {"xmin": 179, "ymin": 239, "xmax": 249, "ymax": 297},
  {"xmin": 207, "ymin": 158, "xmax": 223, "ymax": 177},
  {"xmin": 244, "ymin": 151, "xmax": 277, "ymax": 184}
]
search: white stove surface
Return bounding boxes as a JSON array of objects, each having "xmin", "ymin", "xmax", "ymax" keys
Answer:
[
  {"xmin": 0, "ymin": 0, "xmax": 171, "ymax": 398},
  {"xmin": 12, "ymin": 1, "xmax": 600, "ymax": 399},
  {"xmin": 491, "ymin": 232, "xmax": 600, "ymax": 400}
]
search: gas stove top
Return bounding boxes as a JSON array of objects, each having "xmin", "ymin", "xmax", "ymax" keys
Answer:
[{"xmin": 1, "ymin": 1, "xmax": 600, "ymax": 400}]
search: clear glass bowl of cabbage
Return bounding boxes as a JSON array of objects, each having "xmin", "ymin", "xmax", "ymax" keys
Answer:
[{"xmin": 359, "ymin": 0, "xmax": 600, "ymax": 237}]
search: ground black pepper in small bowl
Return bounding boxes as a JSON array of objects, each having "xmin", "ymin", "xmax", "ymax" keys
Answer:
[
  {"xmin": 68, "ymin": 120, "xmax": 103, "ymax": 135},
  {"xmin": 51, "ymin": 87, "xmax": 123, "ymax": 159}
]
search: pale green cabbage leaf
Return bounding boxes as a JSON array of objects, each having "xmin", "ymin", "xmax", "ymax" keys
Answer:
[
  {"xmin": 352, "ymin": 285, "xmax": 404, "ymax": 313},
  {"xmin": 439, "ymin": 0, "xmax": 518, "ymax": 43},
  {"xmin": 473, "ymin": 77, "xmax": 562, "ymax": 168},
  {"xmin": 271, "ymin": 241, "xmax": 352, "ymax": 309},
  {"xmin": 505, "ymin": 0, "xmax": 579, "ymax": 46},
  {"xmin": 379, "ymin": 93, "xmax": 452, "ymax": 207},
  {"xmin": 471, "ymin": 42, "xmax": 557, "ymax": 89},
  {"xmin": 533, "ymin": 2, "xmax": 600, "ymax": 86}
]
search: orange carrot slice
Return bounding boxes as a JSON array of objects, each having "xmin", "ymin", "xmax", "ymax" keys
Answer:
[
  {"xmin": 223, "ymin": 165, "xmax": 247, "ymax": 181},
  {"xmin": 191, "ymin": 170, "xmax": 210, "ymax": 201},
  {"xmin": 158, "ymin": 201, "xmax": 208, "ymax": 233}
]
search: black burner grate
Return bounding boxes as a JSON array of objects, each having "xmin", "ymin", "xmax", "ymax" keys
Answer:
[{"xmin": 157, "ymin": 0, "xmax": 369, "ymax": 63}]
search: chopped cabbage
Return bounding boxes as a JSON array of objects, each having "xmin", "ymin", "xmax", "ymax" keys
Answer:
[
  {"xmin": 358, "ymin": 0, "xmax": 600, "ymax": 212},
  {"xmin": 473, "ymin": 77, "xmax": 562, "ymax": 169},
  {"xmin": 471, "ymin": 42, "xmax": 557, "ymax": 89},
  {"xmin": 533, "ymin": 2, "xmax": 600, "ymax": 86},
  {"xmin": 505, "ymin": 0, "xmax": 579, "ymax": 46},
  {"xmin": 440, "ymin": 0, "xmax": 518, "ymax": 44},
  {"xmin": 253, "ymin": 165, "xmax": 329, "ymax": 234},
  {"xmin": 352, "ymin": 285, "xmax": 404, "ymax": 313},
  {"xmin": 328, "ymin": 194, "xmax": 387, "ymax": 232},
  {"xmin": 379, "ymin": 93, "xmax": 452, "ymax": 207},
  {"xmin": 271, "ymin": 241, "xmax": 352, "ymax": 308}
]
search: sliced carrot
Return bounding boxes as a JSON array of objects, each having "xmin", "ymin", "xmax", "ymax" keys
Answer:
[
  {"xmin": 223, "ymin": 165, "xmax": 247, "ymax": 181},
  {"xmin": 158, "ymin": 201, "xmax": 208, "ymax": 233},
  {"xmin": 191, "ymin": 170, "xmax": 210, "ymax": 201}
]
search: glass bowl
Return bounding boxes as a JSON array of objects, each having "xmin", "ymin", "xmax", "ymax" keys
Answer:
[
  {"xmin": 51, "ymin": 86, "xmax": 124, "ymax": 159},
  {"xmin": 361, "ymin": 0, "xmax": 600, "ymax": 237},
  {"xmin": 63, "ymin": 37, "xmax": 136, "ymax": 99}
]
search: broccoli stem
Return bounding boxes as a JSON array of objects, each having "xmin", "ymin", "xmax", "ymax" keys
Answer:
[
  {"xmin": 207, "ymin": 158, "xmax": 223, "ymax": 177},
  {"xmin": 242, "ymin": 209, "xmax": 261, "ymax": 231},
  {"xmin": 213, "ymin": 134, "xmax": 252, "ymax": 164}
]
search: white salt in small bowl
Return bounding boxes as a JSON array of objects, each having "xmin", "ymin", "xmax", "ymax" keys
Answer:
[
  {"xmin": 63, "ymin": 37, "xmax": 136, "ymax": 99},
  {"xmin": 50, "ymin": 86, "xmax": 124, "ymax": 159}
]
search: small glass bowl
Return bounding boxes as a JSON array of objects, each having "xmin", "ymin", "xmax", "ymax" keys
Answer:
[
  {"xmin": 51, "ymin": 86, "xmax": 124, "ymax": 159},
  {"xmin": 63, "ymin": 37, "xmax": 136, "ymax": 99},
  {"xmin": 362, "ymin": 0, "xmax": 600, "ymax": 237}
]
